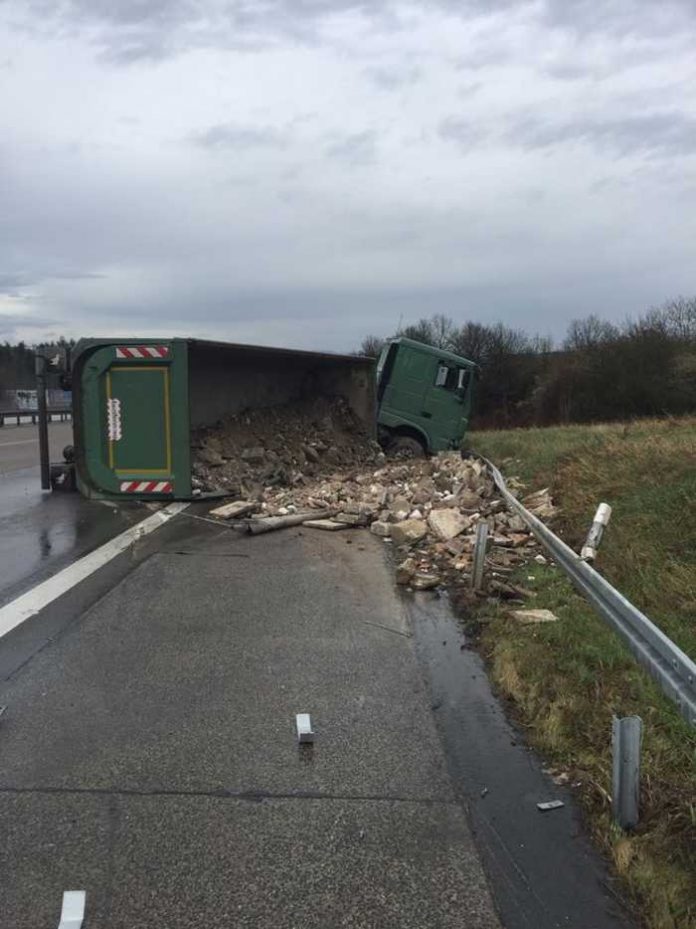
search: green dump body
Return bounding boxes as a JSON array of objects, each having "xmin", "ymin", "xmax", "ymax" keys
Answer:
[
  {"xmin": 376, "ymin": 337, "xmax": 477, "ymax": 453},
  {"xmin": 71, "ymin": 338, "xmax": 376, "ymax": 500}
]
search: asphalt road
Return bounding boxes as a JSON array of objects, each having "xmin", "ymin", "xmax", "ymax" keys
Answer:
[
  {"xmin": 0, "ymin": 422, "xmax": 142, "ymax": 606},
  {"xmin": 0, "ymin": 523, "xmax": 501, "ymax": 929},
  {"xmin": 0, "ymin": 421, "xmax": 74, "ymax": 475},
  {"xmin": 0, "ymin": 489, "xmax": 637, "ymax": 929}
]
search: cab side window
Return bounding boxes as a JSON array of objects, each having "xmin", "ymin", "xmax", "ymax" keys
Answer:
[
  {"xmin": 434, "ymin": 364, "xmax": 461, "ymax": 390},
  {"xmin": 434, "ymin": 364, "xmax": 449, "ymax": 387},
  {"xmin": 457, "ymin": 368, "xmax": 470, "ymax": 391}
]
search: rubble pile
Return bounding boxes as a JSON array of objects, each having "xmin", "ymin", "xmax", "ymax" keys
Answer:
[
  {"xmin": 192, "ymin": 396, "xmax": 380, "ymax": 495},
  {"xmin": 211, "ymin": 448, "xmax": 557, "ymax": 593}
]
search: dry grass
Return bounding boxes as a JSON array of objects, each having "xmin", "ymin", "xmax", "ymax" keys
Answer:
[{"xmin": 470, "ymin": 417, "xmax": 696, "ymax": 929}]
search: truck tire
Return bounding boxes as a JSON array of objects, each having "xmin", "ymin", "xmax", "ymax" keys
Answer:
[{"xmin": 388, "ymin": 435, "xmax": 426, "ymax": 459}]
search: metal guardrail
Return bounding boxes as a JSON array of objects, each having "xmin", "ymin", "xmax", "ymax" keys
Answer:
[
  {"xmin": 483, "ymin": 456, "xmax": 696, "ymax": 728},
  {"xmin": 0, "ymin": 408, "xmax": 72, "ymax": 426}
]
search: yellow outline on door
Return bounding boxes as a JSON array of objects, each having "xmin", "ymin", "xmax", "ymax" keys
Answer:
[{"xmin": 108, "ymin": 366, "xmax": 173, "ymax": 476}]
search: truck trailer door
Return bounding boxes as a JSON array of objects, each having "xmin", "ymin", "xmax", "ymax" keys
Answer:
[{"xmin": 73, "ymin": 341, "xmax": 190, "ymax": 498}]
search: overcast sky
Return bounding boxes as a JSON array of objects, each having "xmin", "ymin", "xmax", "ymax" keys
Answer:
[{"xmin": 1, "ymin": 0, "xmax": 695, "ymax": 351}]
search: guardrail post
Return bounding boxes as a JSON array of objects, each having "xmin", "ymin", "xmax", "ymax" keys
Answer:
[
  {"xmin": 612, "ymin": 715, "xmax": 642, "ymax": 830},
  {"xmin": 35, "ymin": 354, "xmax": 51, "ymax": 490},
  {"xmin": 471, "ymin": 521, "xmax": 489, "ymax": 591},
  {"xmin": 581, "ymin": 503, "xmax": 612, "ymax": 561}
]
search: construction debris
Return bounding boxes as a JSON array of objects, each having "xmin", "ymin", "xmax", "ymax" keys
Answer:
[
  {"xmin": 192, "ymin": 395, "xmax": 380, "ymax": 494},
  {"xmin": 412, "ymin": 572, "xmax": 441, "ymax": 590},
  {"xmin": 522, "ymin": 488, "xmax": 557, "ymax": 519},
  {"xmin": 296, "ymin": 713, "xmax": 314, "ymax": 744},
  {"xmin": 243, "ymin": 510, "xmax": 337, "ymax": 535},
  {"xmin": 205, "ymin": 448, "xmax": 557, "ymax": 594},
  {"xmin": 427, "ymin": 508, "xmax": 471, "ymax": 541},
  {"xmin": 395, "ymin": 558, "xmax": 417, "ymax": 585},
  {"xmin": 370, "ymin": 521, "xmax": 391, "ymax": 538},
  {"xmin": 303, "ymin": 518, "xmax": 349, "ymax": 531},
  {"xmin": 209, "ymin": 500, "xmax": 258, "ymax": 519},
  {"xmin": 390, "ymin": 519, "xmax": 428, "ymax": 547},
  {"xmin": 537, "ymin": 800, "xmax": 565, "ymax": 812},
  {"xmin": 509, "ymin": 609, "xmax": 559, "ymax": 624}
]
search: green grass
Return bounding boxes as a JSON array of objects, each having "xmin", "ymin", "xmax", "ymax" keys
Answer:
[{"xmin": 469, "ymin": 417, "xmax": 696, "ymax": 929}]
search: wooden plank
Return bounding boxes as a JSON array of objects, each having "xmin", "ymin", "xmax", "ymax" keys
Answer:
[{"xmin": 209, "ymin": 500, "xmax": 258, "ymax": 519}]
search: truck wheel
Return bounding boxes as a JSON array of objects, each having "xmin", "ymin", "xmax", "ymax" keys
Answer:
[{"xmin": 388, "ymin": 435, "xmax": 425, "ymax": 459}]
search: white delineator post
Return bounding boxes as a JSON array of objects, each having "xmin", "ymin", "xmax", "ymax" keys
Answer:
[{"xmin": 580, "ymin": 503, "xmax": 612, "ymax": 562}]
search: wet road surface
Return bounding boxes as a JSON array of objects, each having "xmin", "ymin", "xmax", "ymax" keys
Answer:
[
  {"xmin": 0, "ymin": 421, "xmax": 73, "ymax": 475},
  {"xmin": 410, "ymin": 595, "xmax": 634, "ymax": 929},
  {"xmin": 0, "ymin": 496, "xmax": 639, "ymax": 928},
  {"xmin": 0, "ymin": 524, "xmax": 501, "ymax": 929},
  {"xmin": 0, "ymin": 422, "xmax": 142, "ymax": 606}
]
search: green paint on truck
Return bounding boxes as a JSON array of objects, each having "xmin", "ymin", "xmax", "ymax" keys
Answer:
[
  {"xmin": 376, "ymin": 337, "xmax": 477, "ymax": 454},
  {"xmin": 61, "ymin": 336, "xmax": 475, "ymax": 500}
]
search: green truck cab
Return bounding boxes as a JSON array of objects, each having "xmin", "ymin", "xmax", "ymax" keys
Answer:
[{"xmin": 376, "ymin": 337, "xmax": 477, "ymax": 455}]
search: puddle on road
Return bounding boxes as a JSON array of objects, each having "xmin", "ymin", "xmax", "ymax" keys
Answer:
[
  {"xmin": 407, "ymin": 591, "xmax": 634, "ymax": 929},
  {"xmin": 0, "ymin": 468, "xmax": 139, "ymax": 606}
]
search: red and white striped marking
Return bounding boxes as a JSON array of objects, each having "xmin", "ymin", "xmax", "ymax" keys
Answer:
[
  {"xmin": 115, "ymin": 345, "xmax": 169, "ymax": 359},
  {"xmin": 120, "ymin": 480, "xmax": 173, "ymax": 494}
]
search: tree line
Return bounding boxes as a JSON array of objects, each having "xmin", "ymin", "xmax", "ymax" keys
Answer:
[
  {"xmin": 359, "ymin": 297, "xmax": 696, "ymax": 427},
  {"xmin": 0, "ymin": 338, "xmax": 75, "ymax": 393},
  {"xmin": 2, "ymin": 302, "xmax": 695, "ymax": 427}
]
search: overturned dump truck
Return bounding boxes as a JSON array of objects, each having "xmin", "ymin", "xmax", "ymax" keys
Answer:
[
  {"xmin": 63, "ymin": 339, "xmax": 376, "ymax": 500},
  {"xmin": 48, "ymin": 336, "xmax": 477, "ymax": 498}
]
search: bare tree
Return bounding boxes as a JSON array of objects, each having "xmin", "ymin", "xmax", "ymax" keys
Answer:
[
  {"xmin": 397, "ymin": 317, "xmax": 436, "ymax": 345},
  {"xmin": 359, "ymin": 334, "xmax": 386, "ymax": 357},
  {"xmin": 429, "ymin": 313, "xmax": 456, "ymax": 350},
  {"xmin": 450, "ymin": 322, "xmax": 492, "ymax": 364},
  {"xmin": 640, "ymin": 297, "xmax": 696, "ymax": 342},
  {"xmin": 563, "ymin": 315, "xmax": 618, "ymax": 351}
]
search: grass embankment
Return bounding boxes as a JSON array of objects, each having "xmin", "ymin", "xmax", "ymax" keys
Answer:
[{"xmin": 469, "ymin": 418, "xmax": 696, "ymax": 929}]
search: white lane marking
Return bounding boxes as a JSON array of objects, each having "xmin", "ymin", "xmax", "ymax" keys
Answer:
[
  {"xmin": 0, "ymin": 439, "xmax": 38, "ymax": 447},
  {"xmin": 58, "ymin": 890, "xmax": 85, "ymax": 929},
  {"xmin": 0, "ymin": 502, "xmax": 188, "ymax": 640}
]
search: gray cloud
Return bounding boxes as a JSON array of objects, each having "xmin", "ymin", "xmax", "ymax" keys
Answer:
[
  {"xmin": 6, "ymin": 0, "xmax": 384, "ymax": 63},
  {"xmin": 364, "ymin": 64, "xmax": 421, "ymax": 90},
  {"xmin": 0, "ymin": 273, "xmax": 31, "ymax": 295},
  {"xmin": 191, "ymin": 123, "xmax": 290, "ymax": 150},
  {"xmin": 6, "ymin": 0, "xmax": 696, "ymax": 65},
  {"xmin": 2, "ymin": 0, "xmax": 696, "ymax": 349},
  {"xmin": 439, "ymin": 118, "xmax": 481, "ymax": 150},
  {"xmin": 0, "ymin": 269, "xmax": 104, "ymax": 297},
  {"xmin": 508, "ymin": 111, "xmax": 696, "ymax": 157},
  {"xmin": 542, "ymin": 62, "xmax": 596, "ymax": 82},
  {"xmin": 324, "ymin": 131, "xmax": 377, "ymax": 166},
  {"xmin": 541, "ymin": 0, "xmax": 696, "ymax": 38},
  {"xmin": 0, "ymin": 308, "xmax": 62, "ymax": 344}
]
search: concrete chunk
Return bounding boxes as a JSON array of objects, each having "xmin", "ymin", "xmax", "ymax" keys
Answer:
[
  {"xmin": 303, "ymin": 519, "xmax": 349, "ymax": 531},
  {"xmin": 390, "ymin": 520, "xmax": 428, "ymax": 547},
  {"xmin": 427, "ymin": 509, "xmax": 471, "ymax": 541},
  {"xmin": 411, "ymin": 572, "xmax": 441, "ymax": 590},
  {"xmin": 395, "ymin": 557, "xmax": 417, "ymax": 585},
  {"xmin": 335, "ymin": 512, "xmax": 369, "ymax": 526},
  {"xmin": 241, "ymin": 446, "xmax": 266, "ymax": 463},
  {"xmin": 509, "ymin": 609, "xmax": 558, "ymax": 624},
  {"xmin": 370, "ymin": 521, "xmax": 391, "ymax": 538},
  {"xmin": 209, "ymin": 500, "xmax": 257, "ymax": 519}
]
